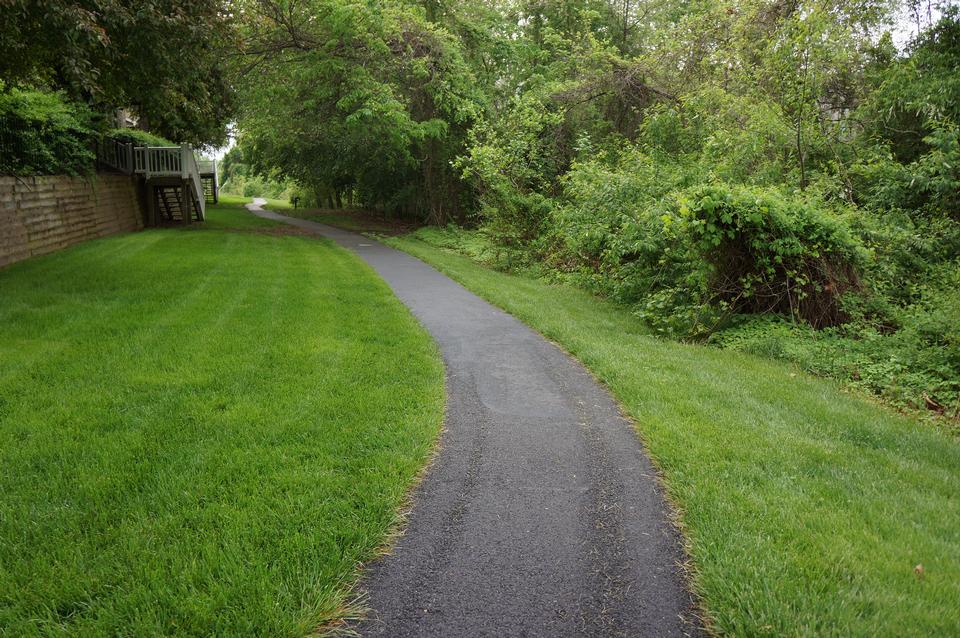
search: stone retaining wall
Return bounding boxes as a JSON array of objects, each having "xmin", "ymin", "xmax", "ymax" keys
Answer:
[{"xmin": 0, "ymin": 174, "xmax": 143, "ymax": 268}]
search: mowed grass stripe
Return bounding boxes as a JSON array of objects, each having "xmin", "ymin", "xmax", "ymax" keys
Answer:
[
  {"xmin": 386, "ymin": 233, "xmax": 960, "ymax": 638},
  {"xmin": 0, "ymin": 208, "xmax": 444, "ymax": 636}
]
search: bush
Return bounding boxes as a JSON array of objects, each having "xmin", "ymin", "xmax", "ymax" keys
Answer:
[
  {"xmin": 673, "ymin": 184, "xmax": 866, "ymax": 328},
  {"xmin": 220, "ymin": 172, "xmax": 294, "ymax": 201},
  {"xmin": 558, "ymin": 151, "xmax": 690, "ymax": 268},
  {"xmin": 850, "ymin": 121, "xmax": 960, "ymax": 220},
  {"xmin": 555, "ymin": 150, "xmax": 703, "ymax": 314},
  {"xmin": 457, "ymin": 98, "xmax": 566, "ymax": 245},
  {"xmin": 107, "ymin": 128, "xmax": 176, "ymax": 147},
  {"xmin": 557, "ymin": 168, "xmax": 866, "ymax": 337},
  {"xmin": 0, "ymin": 87, "xmax": 94, "ymax": 175},
  {"xmin": 712, "ymin": 264, "xmax": 960, "ymax": 421}
]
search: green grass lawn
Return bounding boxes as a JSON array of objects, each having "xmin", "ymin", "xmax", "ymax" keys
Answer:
[
  {"xmin": 213, "ymin": 193, "xmax": 253, "ymax": 208},
  {"xmin": 387, "ymin": 232, "xmax": 960, "ymax": 637},
  {"xmin": 0, "ymin": 203, "xmax": 444, "ymax": 636}
]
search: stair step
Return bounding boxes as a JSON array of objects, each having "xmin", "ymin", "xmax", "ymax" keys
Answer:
[
  {"xmin": 147, "ymin": 176, "xmax": 205, "ymax": 226},
  {"xmin": 155, "ymin": 185, "xmax": 189, "ymax": 222}
]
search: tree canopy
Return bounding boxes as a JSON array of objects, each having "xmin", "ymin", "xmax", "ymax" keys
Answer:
[
  {"xmin": 232, "ymin": 0, "xmax": 483, "ymax": 220},
  {"xmin": 0, "ymin": 0, "xmax": 235, "ymax": 145},
  {"xmin": 231, "ymin": 1, "xmax": 958, "ymax": 222},
  {"xmin": 227, "ymin": 0, "xmax": 960, "ymax": 415}
]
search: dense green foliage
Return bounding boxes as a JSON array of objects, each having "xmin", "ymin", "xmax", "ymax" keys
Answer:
[
  {"xmin": 387, "ymin": 230, "xmax": 960, "ymax": 636},
  {"xmin": 0, "ymin": 202, "xmax": 444, "ymax": 635},
  {"xmin": 0, "ymin": 86, "xmax": 94, "ymax": 175},
  {"xmin": 0, "ymin": 0, "xmax": 235, "ymax": 175},
  {"xmin": 106, "ymin": 128, "xmax": 176, "ymax": 147},
  {"xmin": 233, "ymin": 0, "xmax": 485, "ymax": 221},
  {"xmin": 559, "ymin": 178, "xmax": 868, "ymax": 336},
  {"xmin": 218, "ymin": 143, "xmax": 298, "ymax": 200},
  {"xmin": 0, "ymin": 0, "xmax": 235, "ymax": 146},
  {"xmin": 0, "ymin": 0, "xmax": 236, "ymax": 176},
  {"xmin": 232, "ymin": 0, "xmax": 960, "ymax": 418}
]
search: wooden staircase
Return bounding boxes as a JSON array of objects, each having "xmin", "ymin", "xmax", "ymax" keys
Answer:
[
  {"xmin": 152, "ymin": 181, "xmax": 203, "ymax": 224},
  {"xmin": 97, "ymin": 140, "xmax": 213, "ymax": 226},
  {"xmin": 198, "ymin": 159, "xmax": 219, "ymax": 204},
  {"xmin": 201, "ymin": 175, "xmax": 217, "ymax": 204}
]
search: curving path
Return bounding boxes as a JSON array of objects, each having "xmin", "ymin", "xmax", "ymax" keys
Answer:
[{"xmin": 246, "ymin": 200, "xmax": 703, "ymax": 637}]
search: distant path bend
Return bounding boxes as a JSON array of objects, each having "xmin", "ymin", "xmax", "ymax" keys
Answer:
[{"xmin": 246, "ymin": 199, "xmax": 703, "ymax": 637}]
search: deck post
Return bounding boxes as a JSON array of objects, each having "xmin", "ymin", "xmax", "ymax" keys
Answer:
[
  {"xmin": 180, "ymin": 144, "xmax": 190, "ymax": 180},
  {"xmin": 182, "ymin": 179, "xmax": 193, "ymax": 225},
  {"xmin": 146, "ymin": 183, "xmax": 157, "ymax": 227}
]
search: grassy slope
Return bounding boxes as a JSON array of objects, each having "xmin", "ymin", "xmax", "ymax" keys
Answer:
[
  {"xmin": 0, "ymin": 204, "xmax": 444, "ymax": 636},
  {"xmin": 386, "ymin": 234, "xmax": 960, "ymax": 637}
]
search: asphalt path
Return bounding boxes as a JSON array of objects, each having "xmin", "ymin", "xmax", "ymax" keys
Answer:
[{"xmin": 246, "ymin": 199, "xmax": 703, "ymax": 637}]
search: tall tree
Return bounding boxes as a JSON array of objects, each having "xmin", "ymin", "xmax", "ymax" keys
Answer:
[{"xmin": 234, "ymin": 0, "xmax": 482, "ymax": 222}]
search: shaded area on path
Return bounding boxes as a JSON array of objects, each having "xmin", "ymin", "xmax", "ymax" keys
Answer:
[{"xmin": 246, "ymin": 199, "xmax": 704, "ymax": 637}]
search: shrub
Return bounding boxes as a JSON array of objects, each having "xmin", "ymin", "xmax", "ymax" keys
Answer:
[
  {"xmin": 0, "ymin": 87, "xmax": 94, "ymax": 175},
  {"xmin": 850, "ymin": 121, "xmax": 960, "ymax": 220},
  {"xmin": 556, "ymin": 155, "xmax": 866, "ymax": 337},
  {"xmin": 558, "ymin": 151, "xmax": 690, "ymax": 268},
  {"xmin": 841, "ymin": 206, "xmax": 960, "ymax": 335},
  {"xmin": 457, "ymin": 98, "xmax": 566, "ymax": 245},
  {"xmin": 107, "ymin": 128, "xmax": 176, "ymax": 147},
  {"xmin": 712, "ymin": 266, "xmax": 960, "ymax": 421},
  {"xmin": 911, "ymin": 122, "xmax": 960, "ymax": 218},
  {"xmin": 220, "ymin": 172, "xmax": 294, "ymax": 201},
  {"xmin": 673, "ymin": 184, "xmax": 866, "ymax": 328},
  {"xmin": 555, "ymin": 150, "xmax": 703, "ymax": 310}
]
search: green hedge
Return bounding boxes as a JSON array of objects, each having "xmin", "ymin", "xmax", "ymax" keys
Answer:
[
  {"xmin": 107, "ymin": 128, "xmax": 175, "ymax": 147},
  {"xmin": 0, "ymin": 87, "xmax": 94, "ymax": 175}
]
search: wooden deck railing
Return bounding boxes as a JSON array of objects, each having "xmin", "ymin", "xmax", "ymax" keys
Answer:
[
  {"xmin": 98, "ymin": 138, "xmax": 135, "ymax": 174},
  {"xmin": 99, "ymin": 140, "xmax": 208, "ymax": 219},
  {"xmin": 197, "ymin": 158, "xmax": 217, "ymax": 175}
]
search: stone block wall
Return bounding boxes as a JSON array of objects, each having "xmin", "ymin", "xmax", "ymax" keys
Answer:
[{"xmin": 0, "ymin": 174, "xmax": 144, "ymax": 268}]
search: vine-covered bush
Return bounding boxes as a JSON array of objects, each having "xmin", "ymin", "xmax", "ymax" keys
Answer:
[
  {"xmin": 673, "ymin": 184, "xmax": 866, "ymax": 329},
  {"xmin": 555, "ymin": 166, "xmax": 866, "ymax": 338},
  {"xmin": 0, "ymin": 87, "xmax": 94, "ymax": 175}
]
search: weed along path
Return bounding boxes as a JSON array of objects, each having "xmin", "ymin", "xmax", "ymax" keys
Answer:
[{"xmin": 247, "ymin": 199, "xmax": 702, "ymax": 637}]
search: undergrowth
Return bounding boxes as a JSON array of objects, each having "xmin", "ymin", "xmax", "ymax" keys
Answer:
[{"xmin": 406, "ymin": 225, "xmax": 960, "ymax": 426}]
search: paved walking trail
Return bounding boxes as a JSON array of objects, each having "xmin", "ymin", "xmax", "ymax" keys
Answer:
[{"xmin": 247, "ymin": 200, "xmax": 702, "ymax": 637}]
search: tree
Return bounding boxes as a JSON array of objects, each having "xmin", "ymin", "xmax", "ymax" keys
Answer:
[
  {"xmin": 0, "ymin": 0, "xmax": 235, "ymax": 145},
  {"xmin": 859, "ymin": 6, "xmax": 960, "ymax": 162},
  {"xmin": 234, "ymin": 0, "xmax": 482, "ymax": 222}
]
